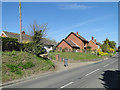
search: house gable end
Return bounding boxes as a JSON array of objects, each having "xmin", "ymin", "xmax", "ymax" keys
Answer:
[
  {"xmin": 56, "ymin": 39, "xmax": 73, "ymax": 49},
  {"xmin": 0, "ymin": 31, "xmax": 8, "ymax": 37}
]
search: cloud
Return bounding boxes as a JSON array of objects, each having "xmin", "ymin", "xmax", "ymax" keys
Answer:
[{"xmin": 59, "ymin": 3, "xmax": 95, "ymax": 10}]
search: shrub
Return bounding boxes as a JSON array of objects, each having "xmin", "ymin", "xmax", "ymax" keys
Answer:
[
  {"xmin": 86, "ymin": 46, "xmax": 91, "ymax": 50},
  {"xmin": 23, "ymin": 42, "xmax": 46, "ymax": 56},
  {"xmin": 0, "ymin": 37, "xmax": 20, "ymax": 51},
  {"xmin": 98, "ymin": 51, "xmax": 108, "ymax": 56},
  {"xmin": 108, "ymin": 48, "xmax": 115, "ymax": 53}
]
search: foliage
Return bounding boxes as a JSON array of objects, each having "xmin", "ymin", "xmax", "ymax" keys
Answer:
[
  {"xmin": 22, "ymin": 21, "xmax": 48, "ymax": 56},
  {"xmin": 101, "ymin": 38, "xmax": 116, "ymax": 52},
  {"xmin": 0, "ymin": 37, "xmax": 20, "ymax": 51},
  {"xmin": 108, "ymin": 48, "xmax": 115, "ymax": 53},
  {"xmin": 100, "ymin": 43, "xmax": 109, "ymax": 52},
  {"xmin": 22, "ymin": 40, "xmax": 30, "ymax": 44},
  {"xmin": 33, "ymin": 30, "xmax": 43, "ymax": 44},
  {"xmin": 97, "ymin": 48, "xmax": 101, "ymax": 52},
  {"xmin": 1, "ymin": 37, "xmax": 18, "ymax": 42},
  {"xmin": 98, "ymin": 51, "xmax": 108, "ymax": 56},
  {"xmin": 86, "ymin": 46, "xmax": 91, "ymax": 50},
  {"xmin": 109, "ymin": 41, "xmax": 116, "ymax": 49},
  {"xmin": 23, "ymin": 42, "xmax": 46, "ymax": 56}
]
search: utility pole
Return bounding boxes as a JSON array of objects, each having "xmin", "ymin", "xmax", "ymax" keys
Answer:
[{"xmin": 19, "ymin": 0, "xmax": 22, "ymax": 43}]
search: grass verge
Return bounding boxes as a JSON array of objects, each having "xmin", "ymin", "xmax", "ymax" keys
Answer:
[
  {"xmin": 48, "ymin": 51, "xmax": 101, "ymax": 60},
  {"xmin": 2, "ymin": 51, "xmax": 55, "ymax": 83}
]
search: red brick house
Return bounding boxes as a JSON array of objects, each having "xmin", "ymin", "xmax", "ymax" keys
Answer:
[
  {"xmin": 56, "ymin": 32, "xmax": 89, "ymax": 52},
  {"xmin": 87, "ymin": 36, "xmax": 100, "ymax": 51},
  {"xmin": 56, "ymin": 32, "xmax": 100, "ymax": 52}
]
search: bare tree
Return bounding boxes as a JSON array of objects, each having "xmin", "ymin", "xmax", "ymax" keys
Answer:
[{"xmin": 26, "ymin": 21, "xmax": 48, "ymax": 38}]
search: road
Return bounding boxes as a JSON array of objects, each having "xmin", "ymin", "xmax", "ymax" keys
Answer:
[{"xmin": 3, "ymin": 53, "xmax": 119, "ymax": 89}]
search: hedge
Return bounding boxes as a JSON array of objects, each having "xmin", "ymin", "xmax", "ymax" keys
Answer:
[{"xmin": 0, "ymin": 37, "xmax": 20, "ymax": 51}]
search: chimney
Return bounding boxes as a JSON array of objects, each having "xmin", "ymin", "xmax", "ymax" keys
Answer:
[
  {"xmin": 92, "ymin": 36, "xmax": 94, "ymax": 40},
  {"xmin": 76, "ymin": 32, "xmax": 78, "ymax": 36},
  {"xmin": 22, "ymin": 31, "xmax": 25, "ymax": 35},
  {"xmin": 94, "ymin": 39, "xmax": 96, "ymax": 42}
]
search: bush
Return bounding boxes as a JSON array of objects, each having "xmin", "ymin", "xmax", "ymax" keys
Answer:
[
  {"xmin": 98, "ymin": 51, "xmax": 108, "ymax": 56},
  {"xmin": 23, "ymin": 42, "xmax": 46, "ymax": 56},
  {"xmin": 107, "ymin": 48, "xmax": 115, "ymax": 53},
  {"xmin": 0, "ymin": 37, "xmax": 20, "ymax": 51}
]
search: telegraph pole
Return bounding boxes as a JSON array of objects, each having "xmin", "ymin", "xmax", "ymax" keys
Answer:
[{"xmin": 19, "ymin": 0, "xmax": 22, "ymax": 43}]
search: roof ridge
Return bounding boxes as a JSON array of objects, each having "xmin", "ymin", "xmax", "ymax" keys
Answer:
[
  {"xmin": 3, "ymin": 31, "xmax": 31, "ymax": 36},
  {"xmin": 72, "ymin": 32, "xmax": 88, "ymax": 42}
]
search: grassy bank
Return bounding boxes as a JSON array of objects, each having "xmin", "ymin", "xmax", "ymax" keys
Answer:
[
  {"xmin": 48, "ymin": 51, "xmax": 101, "ymax": 60},
  {"xmin": 2, "ymin": 51, "xmax": 55, "ymax": 83}
]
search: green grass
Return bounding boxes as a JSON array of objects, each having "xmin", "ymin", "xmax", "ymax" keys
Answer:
[
  {"xmin": 48, "ymin": 51, "xmax": 101, "ymax": 60},
  {"xmin": 2, "ymin": 51, "xmax": 55, "ymax": 83}
]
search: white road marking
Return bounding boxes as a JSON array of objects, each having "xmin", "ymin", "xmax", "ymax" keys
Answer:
[
  {"xmin": 110, "ymin": 62, "xmax": 114, "ymax": 64},
  {"xmin": 103, "ymin": 64, "xmax": 109, "ymax": 67},
  {"xmin": 60, "ymin": 82, "xmax": 74, "ymax": 89},
  {"xmin": 85, "ymin": 69, "xmax": 99, "ymax": 76}
]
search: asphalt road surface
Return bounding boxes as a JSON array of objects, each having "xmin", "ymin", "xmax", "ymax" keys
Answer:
[{"xmin": 3, "ymin": 53, "xmax": 119, "ymax": 89}]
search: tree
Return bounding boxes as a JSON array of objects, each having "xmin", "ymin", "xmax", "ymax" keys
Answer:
[
  {"xmin": 103, "ymin": 38, "xmax": 116, "ymax": 49},
  {"xmin": 26, "ymin": 21, "xmax": 47, "ymax": 38},
  {"xmin": 23, "ymin": 21, "xmax": 48, "ymax": 56},
  {"xmin": 100, "ymin": 43, "xmax": 109, "ymax": 52},
  {"xmin": 109, "ymin": 41, "xmax": 116, "ymax": 49},
  {"xmin": 101, "ymin": 38, "xmax": 116, "ymax": 52}
]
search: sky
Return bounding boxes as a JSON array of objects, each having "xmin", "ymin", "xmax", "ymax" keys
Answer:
[{"xmin": 2, "ymin": 2, "xmax": 118, "ymax": 46}]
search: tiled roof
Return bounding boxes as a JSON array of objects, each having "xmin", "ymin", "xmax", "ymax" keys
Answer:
[
  {"xmin": 2, "ymin": 31, "xmax": 56, "ymax": 45},
  {"xmin": 72, "ymin": 32, "xmax": 88, "ymax": 42},
  {"xmin": 91, "ymin": 40, "xmax": 99, "ymax": 45},
  {"xmin": 64, "ymin": 40, "xmax": 79, "ymax": 48},
  {"xmin": 3, "ymin": 31, "xmax": 32, "ymax": 42},
  {"xmin": 40, "ymin": 38, "xmax": 56, "ymax": 46}
]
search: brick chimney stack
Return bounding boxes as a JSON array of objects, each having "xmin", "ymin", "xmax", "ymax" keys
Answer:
[
  {"xmin": 76, "ymin": 32, "xmax": 78, "ymax": 36},
  {"xmin": 22, "ymin": 31, "xmax": 25, "ymax": 35},
  {"xmin": 92, "ymin": 36, "xmax": 94, "ymax": 40},
  {"xmin": 95, "ymin": 39, "xmax": 96, "ymax": 42}
]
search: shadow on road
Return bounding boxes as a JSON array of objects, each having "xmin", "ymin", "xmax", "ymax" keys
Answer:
[{"xmin": 99, "ymin": 70, "xmax": 120, "ymax": 89}]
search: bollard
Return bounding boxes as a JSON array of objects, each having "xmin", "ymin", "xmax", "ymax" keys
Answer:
[
  {"xmin": 59, "ymin": 58, "xmax": 61, "ymax": 62},
  {"xmin": 64, "ymin": 58, "xmax": 68, "ymax": 67},
  {"xmin": 56, "ymin": 54, "xmax": 59, "ymax": 61}
]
